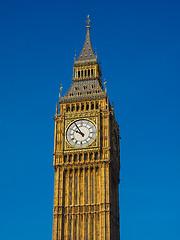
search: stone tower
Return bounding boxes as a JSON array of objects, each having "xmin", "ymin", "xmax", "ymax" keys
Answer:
[{"xmin": 52, "ymin": 16, "xmax": 120, "ymax": 240}]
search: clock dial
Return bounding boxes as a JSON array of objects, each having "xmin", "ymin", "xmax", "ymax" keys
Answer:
[{"xmin": 66, "ymin": 119, "xmax": 97, "ymax": 148}]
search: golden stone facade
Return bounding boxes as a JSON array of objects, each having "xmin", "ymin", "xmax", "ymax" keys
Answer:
[{"xmin": 52, "ymin": 16, "xmax": 120, "ymax": 240}]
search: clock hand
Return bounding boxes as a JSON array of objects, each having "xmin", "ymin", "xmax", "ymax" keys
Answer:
[
  {"xmin": 74, "ymin": 122, "xmax": 84, "ymax": 137},
  {"xmin": 71, "ymin": 129, "xmax": 84, "ymax": 136},
  {"xmin": 76, "ymin": 130, "xmax": 85, "ymax": 137}
]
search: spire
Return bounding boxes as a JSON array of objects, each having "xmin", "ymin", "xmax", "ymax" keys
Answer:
[{"xmin": 76, "ymin": 15, "xmax": 97, "ymax": 62}]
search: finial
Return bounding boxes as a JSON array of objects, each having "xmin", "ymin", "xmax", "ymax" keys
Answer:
[
  {"xmin": 59, "ymin": 84, "xmax": 63, "ymax": 99},
  {"xmin": 86, "ymin": 15, "xmax": 91, "ymax": 30},
  {"xmin": 56, "ymin": 103, "xmax": 58, "ymax": 114},
  {"xmin": 112, "ymin": 102, "xmax": 114, "ymax": 111},
  {"xmin": 95, "ymin": 47, "xmax": 97, "ymax": 56},
  {"xmin": 104, "ymin": 79, "xmax": 107, "ymax": 93},
  {"xmin": 74, "ymin": 50, "xmax": 77, "ymax": 61}
]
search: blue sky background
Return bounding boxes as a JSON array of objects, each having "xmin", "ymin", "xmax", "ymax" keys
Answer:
[{"xmin": 0, "ymin": 0, "xmax": 180, "ymax": 239}]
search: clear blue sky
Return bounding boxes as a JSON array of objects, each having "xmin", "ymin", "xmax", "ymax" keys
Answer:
[{"xmin": 0, "ymin": 0, "xmax": 180, "ymax": 239}]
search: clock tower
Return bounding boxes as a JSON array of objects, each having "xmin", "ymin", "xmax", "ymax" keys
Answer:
[{"xmin": 52, "ymin": 16, "xmax": 120, "ymax": 240}]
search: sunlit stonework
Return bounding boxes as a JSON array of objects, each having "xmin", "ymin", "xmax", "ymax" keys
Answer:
[{"xmin": 52, "ymin": 15, "xmax": 120, "ymax": 240}]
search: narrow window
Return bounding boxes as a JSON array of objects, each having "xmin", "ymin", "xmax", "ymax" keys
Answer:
[
  {"xmin": 91, "ymin": 69, "xmax": 93, "ymax": 76},
  {"xmin": 79, "ymin": 154, "xmax": 82, "ymax": 162},
  {"xmin": 81, "ymin": 70, "xmax": 83, "ymax": 77},
  {"xmin": 88, "ymin": 69, "xmax": 90, "ymax": 77},
  {"xmin": 86, "ymin": 103, "xmax": 89, "ymax": 110},
  {"xmin": 74, "ymin": 154, "xmax": 78, "ymax": 162},
  {"xmin": 87, "ymin": 176, "xmax": 88, "ymax": 204},
  {"xmin": 78, "ymin": 71, "xmax": 80, "ymax": 78},
  {"xmin": 84, "ymin": 153, "xmax": 88, "ymax": 161},
  {"xmin": 86, "ymin": 218, "xmax": 88, "ymax": 240},
  {"xmin": 92, "ymin": 218, "xmax": 94, "ymax": 240},
  {"xmin": 70, "ymin": 219, "xmax": 72, "ymax": 240},
  {"xmin": 91, "ymin": 103, "xmax": 94, "ymax": 110},
  {"xmin": 75, "ymin": 176, "xmax": 78, "ymax": 205},
  {"xmin": 85, "ymin": 70, "xmax": 87, "ymax": 76},
  {"xmin": 75, "ymin": 219, "xmax": 77, "ymax": 240},
  {"xmin": 92, "ymin": 175, "xmax": 94, "ymax": 204}
]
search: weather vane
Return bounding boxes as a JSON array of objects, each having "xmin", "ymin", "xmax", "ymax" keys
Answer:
[{"xmin": 86, "ymin": 15, "xmax": 91, "ymax": 28}]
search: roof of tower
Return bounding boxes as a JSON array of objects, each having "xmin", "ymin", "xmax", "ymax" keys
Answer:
[
  {"xmin": 59, "ymin": 79, "xmax": 106, "ymax": 103},
  {"xmin": 75, "ymin": 15, "xmax": 97, "ymax": 63}
]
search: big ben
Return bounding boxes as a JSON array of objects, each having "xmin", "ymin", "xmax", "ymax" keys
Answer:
[{"xmin": 52, "ymin": 16, "xmax": 120, "ymax": 240}]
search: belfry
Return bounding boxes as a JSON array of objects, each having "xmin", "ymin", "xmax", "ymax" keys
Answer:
[{"xmin": 52, "ymin": 16, "xmax": 120, "ymax": 240}]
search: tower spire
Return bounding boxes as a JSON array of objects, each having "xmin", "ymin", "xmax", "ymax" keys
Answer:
[{"xmin": 76, "ymin": 15, "xmax": 96, "ymax": 62}]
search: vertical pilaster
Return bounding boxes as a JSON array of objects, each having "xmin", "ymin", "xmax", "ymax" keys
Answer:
[
  {"xmin": 77, "ymin": 214, "xmax": 80, "ymax": 240},
  {"xmin": 88, "ymin": 168, "xmax": 91, "ymax": 204},
  {"xmin": 72, "ymin": 170, "xmax": 75, "ymax": 205},
  {"xmin": 101, "ymin": 163, "xmax": 106, "ymax": 239},
  {"xmin": 82, "ymin": 214, "xmax": 85, "ymax": 240}
]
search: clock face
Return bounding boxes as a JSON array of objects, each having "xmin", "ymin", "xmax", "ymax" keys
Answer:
[{"xmin": 66, "ymin": 119, "xmax": 97, "ymax": 148}]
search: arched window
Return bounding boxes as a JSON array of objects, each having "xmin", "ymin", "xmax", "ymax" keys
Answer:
[
  {"xmin": 72, "ymin": 105, "xmax": 75, "ymax": 112},
  {"xmin": 95, "ymin": 152, "xmax": 98, "ymax": 160},
  {"xmin": 88, "ymin": 69, "xmax": 90, "ymax": 77},
  {"xmin": 81, "ymin": 103, "xmax": 84, "ymax": 111},
  {"xmin": 85, "ymin": 70, "xmax": 87, "ymax": 77},
  {"xmin": 69, "ymin": 155, "xmax": 72, "ymax": 162},
  {"xmin": 76, "ymin": 104, "xmax": 80, "ymax": 111},
  {"xmin": 95, "ymin": 102, "xmax": 99, "ymax": 109},
  {"xmin": 91, "ymin": 69, "xmax": 93, "ymax": 76},
  {"xmin": 78, "ymin": 71, "xmax": 80, "ymax": 78},
  {"xmin": 89, "ymin": 153, "xmax": 93, "ymax": 160},
  {"xmin": 84, "ymin": 153, "xmax": 88, "ymax": 161},
  {"xmin": 91, "ymin": 102, "xmax": 94, "ymax": 110},
  {"xmin": 64, "ymin": 155, "xmax": 67, "ymax": 162},
  {"xmin": 81, "ymin": 70, "xmax": 83, "ymax": 78},
  {"xmin": 86, "ymin": 103, "xmax": 89, "ymax": 110},
  {"xmin": 67, "ymin": 105, "xmax": 70, "ymax": 112},
  {"xmin": 79, "ymin": 154, "xmax": 82, "ymax": 162}
]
